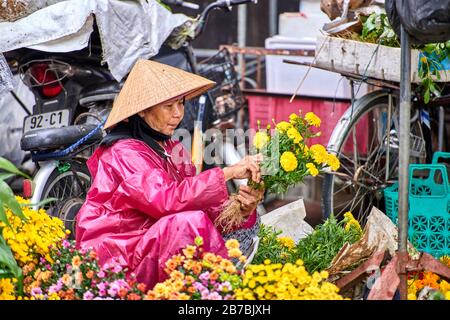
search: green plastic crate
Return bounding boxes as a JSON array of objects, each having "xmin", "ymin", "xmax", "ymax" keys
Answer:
[{"xmin": 384, "ymin": 156, "xmax": 450, "ymax": 258}]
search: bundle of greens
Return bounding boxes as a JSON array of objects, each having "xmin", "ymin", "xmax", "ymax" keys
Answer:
[{"xmin": 252, "ymin": 213, "xmax": 362, "ymax": 274}]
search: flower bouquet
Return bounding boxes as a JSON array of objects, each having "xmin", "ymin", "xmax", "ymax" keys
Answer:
[{"xmin": 216, "ymin": 111, "xmax": 340, "ymax": 233}]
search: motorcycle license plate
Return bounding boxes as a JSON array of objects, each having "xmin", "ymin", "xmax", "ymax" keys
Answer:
[{"xmin": 23, "ymin": 109, "xmax": 70, "ymax": 132}]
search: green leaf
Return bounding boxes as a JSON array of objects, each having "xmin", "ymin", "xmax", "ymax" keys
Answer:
[
  {"xmin": 0, "ymin": 205, "xmax": 11, "ymax": 229},
  {"xmin": 0, "ymin": 180, "xmax": 27, "ymax": 221},
  {"xmin": 0, "ymin": 157, "xmax": 30, "ymax": 179},
  {"xmin": 0, "ymin": 236, "xmax": 22, "ymax": 279},
  {"xmin": 0, "ymin": 173, "xmax": 15, "ymax": 181},
  {"xmin": 21, "ymin": 197, "xmax": 58, "ymax": 209},
  {"xmin": 424, "ymin": 88, "xmax": 431, "ymax": 104}
]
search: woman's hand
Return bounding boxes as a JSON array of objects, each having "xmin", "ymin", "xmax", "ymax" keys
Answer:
[
  {"xmin": 222, "ymin": 154, "xmax": 263, "ymax": 182},
  {"xmin": 237, "ymin": 185, "xmax": 265, "ymax": 217}
]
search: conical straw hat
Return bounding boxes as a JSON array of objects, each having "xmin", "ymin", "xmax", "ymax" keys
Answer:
[{"xmin": 104, "ymin": 59, "xmax": 216, "ymax": 129}]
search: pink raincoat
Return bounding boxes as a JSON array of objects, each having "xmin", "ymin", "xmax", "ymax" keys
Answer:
[{"xmin": 75, "ymin": 138, "xmax": 256, "ymax": 288}]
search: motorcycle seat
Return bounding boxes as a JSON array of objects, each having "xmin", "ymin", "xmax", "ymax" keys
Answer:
[
  {"xmin": 21, "ymin": 124, "xmax": 103, "ymax": 152},
  {"xmin": 79, "ymin": 81, "xmax": 122, "ymax": 106}
]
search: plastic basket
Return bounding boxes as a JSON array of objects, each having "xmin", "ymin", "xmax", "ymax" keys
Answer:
[
  {"xmin": 383, "ymin": 155, "xmax": 450, "ymax": 258},
  {"xmin": 179, "ymin": 49, "xmax": 245, "ymax": 132},
  {"xmin": 197, "ymin": 49, "xmax": 245, "ymax": 123}
]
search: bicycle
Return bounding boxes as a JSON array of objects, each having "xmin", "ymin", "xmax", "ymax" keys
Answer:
[{"xmin": 285, "ymin": 49, "xmax": 450, "ymax": 225}]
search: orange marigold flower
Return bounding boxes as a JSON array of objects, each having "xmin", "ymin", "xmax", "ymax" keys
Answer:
[
  {"xmin": 86, "ymin": 270, "xmax": 94, "ymax": 279},
  {"xmin": 144, "ymin": 291, "xmax": 157, "ymax": 300},
  {"xmin": 182, "ymin": 245, "xmax": 196, "ymax": 259},
  {"xmin": 185, "ymin": 276, "xmax": 195, "ymax": 285},
  {"xmin": 118, "ymin": 287, "xmax": 129, "ymax": 299},
  {"xmin": 71, "ymin": 256, "xmax": 82, "ymax": 268},
  {"xmin": 127, "ymin": 293, "xmax": 142, "ymax": 300},
  {"xmin": 191, "ymin": 264, "xmax": 202, "ymax": 275},
  {"xmin": 137, "ymin": 283, "xmax": 147, "ymax": 292},
  {"xmin": 165, "ymin": 259, "xmax": 178, "ymax": 272}
]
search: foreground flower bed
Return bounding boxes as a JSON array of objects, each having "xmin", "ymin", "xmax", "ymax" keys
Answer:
[{"xmin": 0, "ymin": 197, "xmax": 346, "ymax": 300}]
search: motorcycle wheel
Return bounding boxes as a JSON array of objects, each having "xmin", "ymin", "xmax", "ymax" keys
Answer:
[{"xmin": 41, "ymin": 161, "xmax": 91, "ymax": 239}]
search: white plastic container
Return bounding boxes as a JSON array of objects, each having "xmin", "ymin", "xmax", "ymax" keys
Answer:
[{"xmin": 265, "ymin": 35, "xmax": 366, "ymax": 99}]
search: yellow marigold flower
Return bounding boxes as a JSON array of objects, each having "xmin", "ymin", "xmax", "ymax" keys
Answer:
[
  {"xmin": 440, "ymin": 256, "xmax": 450, "ymax": 269},
  {"xmin": 408, "ymin": 293, "xmax": 417, "ymax": 300},
  {"xmin": 278, "ymin": 237, "xmax": 295, "ymax": 250},
  {"xmin": 305, "ymin": 112, "xmax": 321, "ymax": 127},
  {"xmin": 0, "ymin": 278, "xmax": 16, "ymax": 300},
  {"xmin": 326, "ymin": 153, "xmax": 340, "ymax": 171},
  {"xmin": 287, "ymin": 127, "xmax": 303, "ymax": 144},
  {"xmin": 289, "ymin": 113, "xmax": 299, "ymax": 122},
  {"xmin": 225, "ymin": 239, "xmax": 240, "ymax": 250},
  {"xmin": 306, "ymin": 163, "xmax": 319, "ymax": 177},
  {"xmin": 446, "ymin": 291, "xmax": 450, "ymax": 300},
  {"xmin": 344, "ymin": 211, "xmax": 355, "ymax": 221},
  {"xmin": 253, "ymin": 132, "xmax": 270, "ymax": 149},
  {"xmin": 276, "ymin": 121, "xmax": 292, "ymax": 133},
  {"xmin": 439, "ymin": 280, "xmax": 450, "ymax": 294},
  {"xmin": 310, "ymin": 144, "xmax": 328, "ymax": 164},
  {"xmin": 228, "ymin": 248, "xmax": 242, "ymax": 258},
  {"xmin": 280, "ymin": 151, "xmax": 298, "ymax": 172}
]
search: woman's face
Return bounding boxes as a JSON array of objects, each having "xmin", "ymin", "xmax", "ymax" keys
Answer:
[{"xmin": 139, "ymin": 99, "xmax": 185, "ymax": 135}]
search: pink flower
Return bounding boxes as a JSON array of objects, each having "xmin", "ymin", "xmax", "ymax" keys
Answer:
[
  {"xmin": 113, "ymin": 265, "xmax": 123, "ymax": 273},
  {"xmin": 97, "ymin": 270, "xmax": 105, "ymax": 278},
  {"xmin": 207, "ymin": 292, "xmax": 222, "ymax": 300},
  {"xmin": 62, "ymin": 240, "xmax": 71, "ymax": 248},
  {"xmin": 97, "ymin": 282, "xmax": 107, "ymax": 291},
  {"xmin": 99, "ymin": 289, "xmax": 107, "ymax": 297},
  {"xmin": 83, "ymin": 291, "xmax": 95, "ymax": 300},
  {"xmin": 31, "ymin": 287, "xmax": 42, "ymax": 296},
  {"xmin": 199, "ymin": 272, "xmax": 210, "ymax": 284}
]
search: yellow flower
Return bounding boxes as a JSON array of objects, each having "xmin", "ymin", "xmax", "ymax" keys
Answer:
[
  {"xmin": 309, "ymin": 144, "xmax": 328, "ymax": 165},
  {"xmin": 276, "ymin": 121, "xmax": 292, "ymax": 133},
  {"xmin": 0, "ymin": 278, "xmax": 16, "ymax": 300},
  {"xmin": 278, "ymin": 237, "xmax": 295, "ymax": 250},
  {"xmin": 287, "ymin": 127, "xmax": 303, "ymax": 144},
  {"xmin": 305, "ymin": 112, "xmax": 321, "ymax": 127},
  {"xmin": 280, "ymin": 151, "xmax": 298, "ymax": 172},
  {"xmin": 228, "ymin": 248, "xmax": 242, "ymax": 258},
  {"xmin": 326, "ymin": 153, "xmax": 340, "ymax": 171},
  {"xmin": 440, "ymin": 256, "xmax": 450, "ymax": 269},
  {"xmin": 182, "ymin": 245, "xmax": 196, "ymax": 259},
  {"xmin": 253, "ymin": 131, "xmax": 270, "ymax": 149},
  {"xmin": 225, "ymin": 239, "xmax": 240, "ymax": 250},
  {"xmin": 408, "ymin": 293, "xmax": 417, "ymax": 300},
  {"xmin": 289, "ymin": 113, "xmax": 299, "ymax": 124},
  {"xmin": 306, "ymin": 163, "xmax": 319, "ymax": 177},
  {"xmin": 2, "ymin": 197, "xmax": 67, "ymax": 266}
]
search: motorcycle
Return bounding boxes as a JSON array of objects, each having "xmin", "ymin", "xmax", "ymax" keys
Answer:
[{"xmin": 16, "ymin": 0, "xmax": 259, "ymax": 237}]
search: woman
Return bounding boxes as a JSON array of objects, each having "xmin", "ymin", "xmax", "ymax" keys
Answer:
[{"xmin": 75, "ymin": 59, "xmax": 264, "ymax": 289}]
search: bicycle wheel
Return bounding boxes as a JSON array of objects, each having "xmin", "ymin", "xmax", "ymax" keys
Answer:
[
  {"xmin": 322, "ymin": 90, "xmax": 426, "ymax": 224},
  {"xmin": 41, "ymin": 161, "xmax": 91, "ymax": 239}
]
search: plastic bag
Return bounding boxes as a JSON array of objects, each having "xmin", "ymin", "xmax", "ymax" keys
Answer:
[
  {"xmin": 385, "ymin": 0, "xmax": 450, "ymax": 45},
  {"xmin": 260, "ymin": 198, "xmax": 314, "ymax": 243}
]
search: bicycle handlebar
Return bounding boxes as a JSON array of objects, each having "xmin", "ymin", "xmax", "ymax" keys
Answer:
[
  {"xmin": 195, "ymin": 0, "xmax": 257, "ymax": 38},
  {"xmin": 161, "ymin": 0, "xmax": 200, "ymax": 10}
]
